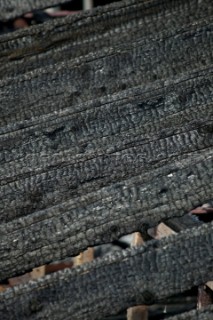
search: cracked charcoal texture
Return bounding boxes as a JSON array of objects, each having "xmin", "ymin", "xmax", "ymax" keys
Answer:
[
  {"xmin": 0, "ymin": 0, "xmax": 72, "ymax": 21},
  {"xmin": 0, "ymin": 2, "xmax": 213, "ymax": 319},
  {"xmin": 0, "ymin": 222, "xmax": 213, "ymax": 320},
  {"xmin": 0, "ymin": 0, "xmax": 213, "ymax": 281},
  {"xmin": 166, "ymin": 306, "xmax": 213, "ymax": 320},
  {"xmin": 0, "ymin": 0, "xmax": 212, "ymax": 78}
]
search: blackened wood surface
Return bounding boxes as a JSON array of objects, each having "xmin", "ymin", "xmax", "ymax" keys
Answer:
[
  {"xmin": 0, "ymin": 3, "xmax": 213, "ymax": 319},
  {"xmin": 0, "ymin": 0, "xmax": 213, "ymax": 282},
  {"xmin": 0, "ymin": 223, "xmax": 212, "ymax": 319}
]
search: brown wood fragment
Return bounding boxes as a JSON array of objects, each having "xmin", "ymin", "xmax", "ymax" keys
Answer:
[
  {"xmin": 197, "ymin": 285, "xmax": 213, "ymax": 309},
  {"xmin": 82, "ymin": 247, "xmax": 94, "ymax": 263},
  {"xmin": 0, "ymin": 285, "xmax": 10, "ymax": 292},
  {"xmin": 8, "ymin": 273, "xmax": 31, "ymax": 286},
  {"xmin": 73, "ymin": 252, "xmax": 84, "ymax": 266},
  {"xmin": 132, "ymin": 232, "xmax": 145, "ymax": 246},
  {"xmin": 73, "ymin": 247, "xmax": 94, "ymax": 266},
  {"xmin": 31, "ymin": 265, "xmax": 46, "ymax": 280},
  {"xmin": 45, "ymin": 260, "xmax": 73, "ymax": 274},
  {"xmin": 148, "ymin": 223, "xmax": 177, "ymax": 240},
  {"xmin": 127, "ymin": 305, "xmax": 148, "ymax": 320}
]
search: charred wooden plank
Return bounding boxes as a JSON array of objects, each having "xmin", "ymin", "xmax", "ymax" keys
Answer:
[
  {"xmin": 0, "ymin": 222, "xmax": 212, "ymax": 320},
  {"xmin": 0, "ymin": 0, "xmax": 212, "ymax": 293},
  {"xmin": 1, "ymin": 23, "xmax": 212, "ymax": 130},
  {"xmin": 0, "ymin": 69, "xmax": 213, "ymax": 280},
  {"xmin": 0, "ymin": 0, "xmax": 212, "ymax": 77}
]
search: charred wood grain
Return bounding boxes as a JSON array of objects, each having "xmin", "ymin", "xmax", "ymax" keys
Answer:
[
  {"xmin": 0, "ymin": 0, "xmax": 213, "ymax": 281},
  {"xmin": 0, "ymin": 0, "xmax": 213, "ymax": 318},
  {"xmin": 0, "ymin": 0, "xmax": 212, "ymax": 78},
  {"xmin": 0, "ymin": 222, "xmax": 212, "ymax": 319},
  {"xmin": 1, "ymin": 0, "xmax": 210, "ymax": 55},
  {"xmin": 0, "ymin": 22, "xmax": 212, "ymax": 128},
  {"xmin": 0, "ymin": 70, "xmax": 213, "ymax": 279}
]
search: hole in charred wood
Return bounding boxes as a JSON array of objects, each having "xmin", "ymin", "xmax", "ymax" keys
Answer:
[
  {"xmin": 120, "ymin": 83, "xmax": 127, "ymax": 90},
  {"xmin": 110, "ymin": 225, "xmax": 119, "ymax": 234},
  {"xmin": 137, "ymin": 101, "xmax": 146, "ymax": 109},
  {"xmin": 159, "ymin": 187, "xmax": 168, "ymax": 194},
  {"xmin": 99, "ymin": 86, "xmax": 106, "ymax": 93},
  {"xmin": 44, "ymin": 126, "xmax": 65, "ymax": 140}
]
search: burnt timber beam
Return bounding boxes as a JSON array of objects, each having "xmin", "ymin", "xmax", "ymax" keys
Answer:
[
  {"xmin": 0, "ymin": 0, "xmax": 212, "ymax": 77},
  {"xmin": 0, "ymin": 222, "xmax": 213, "ymax": 319},
  {"xmin": 0, "ymin": 0, "xmax": 213, "ymax": 281}
]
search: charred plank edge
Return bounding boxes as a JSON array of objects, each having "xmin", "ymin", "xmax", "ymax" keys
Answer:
[{"xmin": 0, "ymin": 222, "xmax": 212, "ymax": 319}]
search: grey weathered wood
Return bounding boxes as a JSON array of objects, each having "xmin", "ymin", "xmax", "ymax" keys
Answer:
[
  {"xmin": 1, "ymin": 23, "xmax": 212, "ymax": 128},
  {"xmin": 0, "ymin": 0, "xmax": 213, "ymax": 319},
  {"xmin": 0, "ymin": 0, "xmax": 213, "ymax": 281},
  {"xmin": 0, "ymin": 0, "xmax": 211, "ymax": 77},
  {"xmin": 0, "ymin": 222, "xmax": 212, "ymax": 320}
]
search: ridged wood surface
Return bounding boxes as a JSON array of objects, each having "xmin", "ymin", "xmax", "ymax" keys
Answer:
[
  {"xmin": 0, "ymin": 222, "xmax": 213, "ymax": 319},
  {"xmin": 0, "ymin": 0, "xmax": 212, "ymax": 319}
]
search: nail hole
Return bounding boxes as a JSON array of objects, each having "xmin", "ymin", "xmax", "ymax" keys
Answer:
[{"xmin": 110, "ymin": 225, "xmax": 118, "ymax": 234}]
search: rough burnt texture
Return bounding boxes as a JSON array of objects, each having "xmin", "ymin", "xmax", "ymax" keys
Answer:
[
  {"xmin": 166, "ymin": 306, "xmax": 213, "ymax": 320},
  {"xmin": 0, "ymin": 222, "xmax": 213, "ymax": 319},
  {"xmin": 0, "ymin": 1, "xmax": 212, "ymax": 78},
  {"xmin": 0, "ymin": 223, "xmax": 213, "ymax": 320},
  {"xmin": 0, "ymin": 0, "xmax": 213, "ymax": 281},
  {"xmin": 0, "ymin": 0, "xmax": 71, "ymax": 21},
  {"xmin": 0, "ymin": 0, "xmax": 213, "ymax": 318}
]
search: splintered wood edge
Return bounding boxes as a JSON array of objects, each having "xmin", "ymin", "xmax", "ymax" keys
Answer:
[
  {"xmin": 73, "ymin": 247, "xmax": 94, "ymax": 266},
  {"xmin": 148, "ymin": 222, "xmax": 177, "ymax": 239},
  {"xmin": 127, "ymin": 305, "xmax": 148, "ymax": 320},
  {"xmin": 132, "ymin": 232, "xmax": 145, "ymax": 246},
  {"xmin": 206, "ymin": 281, "xmax": 213, "ymax": 291},
  {"xmin": 197, "ymin": 285, "xmax": 213, "ymax": 309}
]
